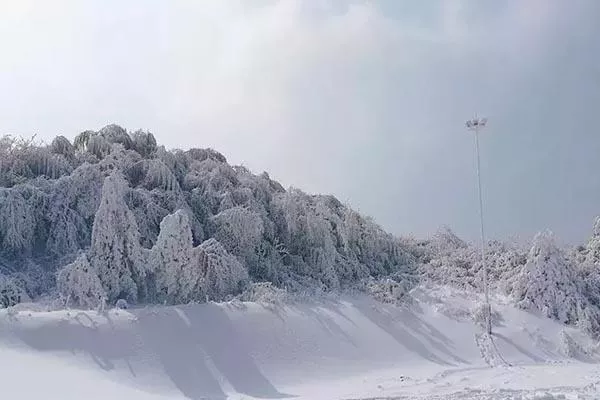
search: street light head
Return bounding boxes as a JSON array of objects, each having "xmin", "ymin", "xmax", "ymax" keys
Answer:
[{"xmin": 465, "ymin": 117, "xmax": 488, "ymax": 131}]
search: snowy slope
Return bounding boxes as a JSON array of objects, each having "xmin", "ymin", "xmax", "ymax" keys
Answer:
[{"xmin": 1, "ymin": 285, "xmax": 599, "ymax": 400}]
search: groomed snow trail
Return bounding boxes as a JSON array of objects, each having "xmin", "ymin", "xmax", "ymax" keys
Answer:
[{"xmin": 0, "ymin": 285, "xmax": 599, "ymax": 399}]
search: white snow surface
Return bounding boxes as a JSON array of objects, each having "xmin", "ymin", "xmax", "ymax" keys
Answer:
[{"xmin": 1, "ymin": 285, "xmax": 599, "ymax": 400}]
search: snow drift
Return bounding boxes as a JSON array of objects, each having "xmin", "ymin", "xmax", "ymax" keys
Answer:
[{"xmin": 1, "ymin": 286, "xmax": 598, "ymax": 400}]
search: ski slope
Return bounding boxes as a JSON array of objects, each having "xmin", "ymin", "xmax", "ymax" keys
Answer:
[{"xmin": 1, "ymin": 285, "xmax": 599, "ymax": 399}]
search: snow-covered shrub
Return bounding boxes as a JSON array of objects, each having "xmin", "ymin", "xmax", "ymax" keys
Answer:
[
  {"xmin": 0, "ymin": 187, "xmax": 37, "ymax": 255},
  {"xmin": 86, "ymin": 134, "xmax": 111, "ymax": 159},
  {"xmin": 98, "ymin": 144, "xmax": 142, "ymax": 173},
  {"xmin": 131, "ymin": 130, "xmax": 157, "ymax": 157},
  {"xmin": 149, "ymin": 210, "xmax": 199, "ymax": 304},
  {"xmin": 115, "ymin": 298, "xmax": 129, "ymax": 310},
  {"xmin": 98, "ymin": 124, "xmax": 133, "ymax": 150},
  {"xmin": 419, "ymin": 229, "xmax": 527, "ymax": 294},
  {"xmin": 73, "ymin": 130, "xmax": 95, "ymax": 151},
  {"xmin": 366, "ymin": 274, "xmax": 416, "ymax": 306},
  {"xmin": 238, "ymin": 282, "xmax": 287, "ymax": 304},
  {"xmin": 144, "ymin": 159, "xmax": 180, "ymax": 191},
  {"xmin": 211, "ymin": 206, "xmax": 264, "ymax": 264},
  {"xmin": 89, "ymin": 172, "xmax": 145, "ymax": 303},
  {"xmin": 196, "ymin": 238, "xmax": 248, "ymax": 301},
  {"xmin": 18, "ymin": 145, "xmax": 73, "ymax": 179},
  {"xmin": 575, "ymin": 218, "xmax": 600, "ymax": 309},
  {"xmin": 56, "ymin": 254, "xmax": 105, "ymax": 309},
  {"xmin": 0, "ymin": 274, "xmax": 28, "ymax": 308},
  {"xmin": 576, "ymin": 306, "xmax": 600, "ymax": 338},
  {"xmin": 510, "ymin": 231, "xmax": 584, "ymax": 325},
  {"xmin": 11, "ymin": 260, "xmax": 54, "ymax": 298},
  {"xmin": 127, "ymin": 188, "xmax": 171, "ymax": 248},
  {"xmin": 51, "ymin": 135, "xmax": 75, "ymax": 159}
]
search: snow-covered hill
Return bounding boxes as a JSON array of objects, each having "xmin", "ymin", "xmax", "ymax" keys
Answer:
[{"xmin": 1, "ymin": 285, "xmax": 599, "ymax": 400}]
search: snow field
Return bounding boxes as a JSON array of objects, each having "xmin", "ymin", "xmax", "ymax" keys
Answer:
[{"xmin": 1, "ymin": 285, "xmax": 599, "ymax": 399}]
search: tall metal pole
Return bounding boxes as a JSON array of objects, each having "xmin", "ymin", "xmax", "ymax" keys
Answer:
[{"xmin": 466, "ymin": 116, "xmax": 491, "ymax": 335}]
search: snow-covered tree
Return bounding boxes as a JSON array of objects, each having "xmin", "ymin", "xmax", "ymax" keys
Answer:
[
  {"xmin": 573, "ymin": 217, "xmax": 600, "ymax": 324},
  {"xmin": 51, "ymin": 135, "xmax": 75, "ymax": 159},
  {"xmin": 196, "ymin": 238, "xmax": 248, "ymax": 301},
  {"xmin": 46, "ymin": 164, "xmax": 103, "ymax": 257},
  {"xmin": 211, "ymin": 206, "xmax": 264, "ymax": 264},
  {"xmin": 575, "ymin": 216, "xmax": 600, "ymax": 267},
  {"xmin": 98, "ymin": 124, "xmax": 133, "ymax": 149},
  {"xmin": 0, "ymin": 188, "xmax": 37, "ymax": 255},
  {"xmin": 510, "ymin": 231, "xmax": 584, "ymax": 325},
  {"xmin": 86, "ymin": 134, "xmax": 112, "ymax": 159},
  {"xmin": 149, "ymin": 210, "xmax": 199, "ymax": 304},
  {"xmin": 88, "ymin": 172, "xmax": 145, "ymax": 303},
  {"xmin": 57, "ymin": 254, "xmax": 106, "ymax": 309},
  {"xmin": 143, "ymin": 159, "xmax": 180, "ymax": 191},
  {"xmin": 73, "ymin": 130, "xmax": 95, "ymax": 151},
  {"xmin": 131, "ymin": 130, "xmax": 157, "ymax": 157}
]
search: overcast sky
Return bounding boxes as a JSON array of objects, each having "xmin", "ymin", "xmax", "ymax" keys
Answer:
[{"xmin": 1, "ymin": 0, "xmax": 599, "ymax": 244}]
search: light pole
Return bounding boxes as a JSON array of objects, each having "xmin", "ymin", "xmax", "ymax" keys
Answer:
[{"xmin": 466, "ymin": 116, "xmax": 491, "ymax": 335}]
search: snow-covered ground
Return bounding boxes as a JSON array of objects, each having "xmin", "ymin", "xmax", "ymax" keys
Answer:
[{"xmin": 1, "ymin": 286, "xmax": 599, "ymax": 400}]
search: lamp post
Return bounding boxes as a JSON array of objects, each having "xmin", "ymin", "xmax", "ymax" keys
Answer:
[{"xmin": 466, "ymin": 116, "xmax": 491, "ymax": 335}]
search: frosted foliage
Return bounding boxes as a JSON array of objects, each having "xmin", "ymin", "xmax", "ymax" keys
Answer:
[
  {"xmin": 367, "ymin": 278, "xmax": 411, "ymax": 305},
  {"xmin": 89, "ymin": 172, "xmax": 144, "ymax": 303},
  {"xmin": 272, "ymin": 190, "xmax": 413, "ymax": 289},
  {"xmin": 582, "ymin": 216, "xmax": 600, "ymax": 265},
  {"xmin": 144, "ymin": 160, "xmax": 180, "ymax": 191},
  {"xmin": 57, "ymin": 254, "xmax": 106, "ymax": 309},
  {"xmin": 154, "ymin": 147, "xmax": 188, "ymax": 182},
  {"xmin": 0, "ymin": 275, "xmax": 28, "ymax": 308},
  {"xmin": 511, "ymin": 231, "xmax": 583, "ymax": 325},
  {"xmin": 21, "ymin": 147, "xmax": 72, "ymax": 179},
  {"xmin": 66, "ymin": 164, "xmax": 103, "ymax": 218},
  {"xmin": 340, "ymin": 207, "xmax": 410, "ymax": 277},
  {"xmin": 183, "ymin": 158, "xmax": 237, "ymax": 194},
  {"xmin": 14, "ymin": 122, "xmax": 600, "ymax": 329},
  {"xmin": 275, "ymin": 191, "xmax": 340, "ymax": 287},
  {"xmin": 126, "ymin": 159, "xmax": 180, "ymax": 192},
  {"xmin": 47, "ymin": 205, "xmax": 87, "ymax": 257},
  {"xmin": 98, "ymin": 144, "xmax": 142, "ymax": 173},
  {"xmin": 238, "ymin": 282, "xmax": 287, "ymax": 304},
  {"xmin": 131, "ymin": 130, "xmax": 157, "ymax": 157},
  {"xmin": 430, "ymin": 227, "xmax": 468, "ymax": 255},
  {"xmin": 115, "ymin": 298, "xmax": 128, "ymax": 309},
  {"xmin": 212, "ymin": 206, "xmax": 263, "ymax": 260},
  {"xmin": 51, "ymin": 135, "xmax": 75, "ymax": 159},
  {"xmin": 11, "ymin": 260, "xmax": 53, "ymax": 298},
  {"xmin": 0, "ymin": 188, "xmax": 36, "ymax": 254},
  {"xmin": 46, "ymin": 165, "xmax": 103, "ymax": 256},
  {"xmin": 98, "ymin": 124, "xmax": 132, "ymax": 149},
  {"xmin": 73, "ymin": 130, "xmax": 95, "ymax": 151},
  {"xmin": 419, "ymin": 232, "xmax": 527, "ymax": 295},
  {"xmin": 150, "ymin": 210, "xmax": 196, "ymax": 304},
  {"xmin": 87, "ymin": 135, "xmax": 111, "ymax": 159},
  {"xmin": 421, "ymin": 246, "xmax": 480, "ymax": 291},
  {"xmin": 196, "ymin": 238, "xmax": 248, "ymax": 301}
]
